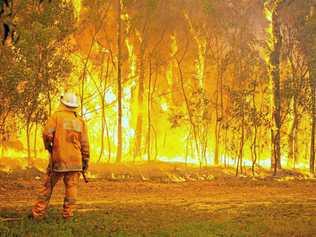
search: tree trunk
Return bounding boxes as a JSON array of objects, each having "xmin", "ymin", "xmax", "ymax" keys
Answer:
[
  {"xmin": 310, "ymin": 66, "xmax": 316, "ymax": 174},
  {"xmin": 224, "ymin": 128, "xmax": 228, "ymax": 168},
  {"xmin": 214, "ymin": 67, "xmax": 224, "ymax": 166},
  {"xmin": 258, "ymin": 130, "xmax": 262, "ymax": 167},
  {"xmin": 185, "ymin": 132, "xmax": 190, "ymax": 167},
  {"xmin": 97, "ymin": 53, "xmax": 108, "ymax": 162},
  {"xmin": 99, "ymin": 98, "xmax": 105, "ymax": 161},
  {"xmin": 79, "ymin": 4, "xmax": 109, "ymax": 116},
  {"xmin": 251, "ymin": 86, "xmax": 258, "ymax": 176},
  {"xmin": 116, "ymin": 0, "xmax": 123, "ymax": 163},
  {"xmin": 102, "ymin": 82, "xmax": 111, "ymax": 163},
  {"xmin": 33, "ymin": 120, "xmax": 38, "ymax": 159},
  {"xmin": 236, "ymin": 113, "xmax": 245, "ymax": 176},
  {"xmin": 270, "ymin": 4, "xmax": 283, "ymax": 175},
  {"xmin": 202, "ymin": 130, "xmax": 208, "ymax": 167},
  {"xmin": 26, "ymin": 121, "xmax": 32, "ymax": 167},
  {"xmin": 308, "ymin": 4, "xmax": 316, "ymax": 175},
  {"xmin": 147, "ymin": 59, "xmax": 152, "ymax": 162},
  {"xmin": 152, "ymin": 125, "xmax": 158, "ymax": 161},
  {"xmin": 251, "ymin": 125, "xmax": 258, "ymax": 176},
  {"xmin": 105, "ymin": 117, "xmax": 111, "ymax": 163},
  {"xmin": 134, "ymin": 49, "xmax": 145, "ymax": 161},
  {"xmin": 176, "ymin": 59, "xmax": 201, "ymax": 165},
  {"xmin": 288, "ymin": 96, "xmax": 298, "ymax": 168},
  {"xmin": 214, "ymin": 119, "xmax": 220, "ymax": 165}
]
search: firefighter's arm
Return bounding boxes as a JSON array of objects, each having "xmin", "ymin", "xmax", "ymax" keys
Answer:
[
  {"xmin": 42, "ymin": 114, "xmax": 57, "ymax": 153},
  {"xmin": 81, "ymin": 120, "xmax": 90, "ymax": 171}
]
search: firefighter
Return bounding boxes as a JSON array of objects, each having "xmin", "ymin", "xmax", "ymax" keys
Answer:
[{"xmin": 31, "ymin": 92, "xmax": 89, "ymax": 219}]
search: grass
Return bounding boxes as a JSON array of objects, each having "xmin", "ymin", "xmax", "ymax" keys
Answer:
[{"xmin": 0, "ymin": 202, "xmax": 315, "ymax": 237}]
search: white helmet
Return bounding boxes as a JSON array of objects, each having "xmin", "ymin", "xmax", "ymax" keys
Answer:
[{"xmin": 60, "ymin": 92, "xmax": 79, "ymax": 108}]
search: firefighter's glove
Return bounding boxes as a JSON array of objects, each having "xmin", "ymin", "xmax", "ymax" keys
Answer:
[
  {"xmin": 82, "ymin": 160, "xmax": 89, "ymax": 172},
  {"xmin": 46, "ymin": 142, "xmax": 53, "ymax": 154},
  {"xmin": 48, "ymin": 145, "xmax": 53, "ymax": 154}
]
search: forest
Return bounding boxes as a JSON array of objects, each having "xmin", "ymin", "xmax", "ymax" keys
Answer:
[
  {"xmin": 0, "ymin": 1, "xmax": 316, "ymax": 236},
  {"xmin": 1, "ymin": 0, "xmax": 315, "ymax": 175}
]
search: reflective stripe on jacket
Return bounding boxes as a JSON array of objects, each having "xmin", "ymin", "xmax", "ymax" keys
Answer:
[{"xmin": 43, "ymin": 104, "xmax": 90, "ymax": 172}]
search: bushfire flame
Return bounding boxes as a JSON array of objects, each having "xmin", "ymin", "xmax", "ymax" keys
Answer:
[{"xmin": 0, "ymin": 0, "xmax": 314, "ymax": 175}]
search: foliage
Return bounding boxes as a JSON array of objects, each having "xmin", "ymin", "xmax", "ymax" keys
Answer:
[
  {"xmin": 14, "ymin": 0, "xmax": 75, "ymax": 122},
  {"xmin": 0, "ymin": 1, "xmax": 75, "ymax": 160}
]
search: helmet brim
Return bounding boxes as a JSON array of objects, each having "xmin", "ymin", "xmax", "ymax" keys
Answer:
[{"xmin": 61, "ymin": 99, "xmax": 79, "ymax": 108}]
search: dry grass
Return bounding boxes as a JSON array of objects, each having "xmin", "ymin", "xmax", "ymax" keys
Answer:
[{"xmin": 0, "ymin": 163, "xmax": 315, "ymax": 236}]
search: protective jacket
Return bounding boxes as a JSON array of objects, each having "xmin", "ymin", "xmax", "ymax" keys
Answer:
[{"xmin": 42, "ymin": 104, "xmax": 90, "ymax": 172}]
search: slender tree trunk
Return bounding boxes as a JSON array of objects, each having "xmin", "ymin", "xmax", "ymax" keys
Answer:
[
  {"xmin": 236, "ymin": 113, "xmax": 245, "ymax": 176},
  {"xmin": 152, "ymin": 65, "xmax": 160, "ymax": 162},
  {"xmin": 79, "ymin": 5, "xmax": 109, "ymax": 116},
  {"xmin": 105, "ymin": 117, "xmax": 111, "ymax": 163},
  {"xmin": 176, "ymin": 59, "xmax": 200, "ymax": 165},
  {"xmin": 185, "ymin": 131, "xmax": 190, "ymax": 167},
  {"xmin": 214, "ymin": 68, "xmax": 220, "ymax": 166},
  {"xmin": 224, "ymin": 128, "xmax": 228, "ymax": 168},
  {"xmin": 258, "ymin": 130, "xmax": 262, "ymax": 167},
  {"xmin": 310, "ymin": 66, "xmax": 316, "ymax": 174},
  {"xmin": 251, "ymin": 125, "xmax": 258, "ymax": 176},
  {"xmin": 34, "ymin": 120, "xmax": 38, "ymax": 159},
  {"xmin": 152, "ymin": 125, "xmax": 158, "ymax": 161},
  {"xmin": 270, "ymin": 4, "xmax": 283, "ymax": 175},
  {"xmin": 80, "ymin": 48, "xmax": 91, "ymax": 116},
  {"xmin": 103, "ymin": 56, "xmax": 112, "ymax": 163},
  {"xmin": 202, "ymin": 129, "xmax": 208, "ymax": 167},
  {"xmin": 214, "ymin": 68, "xmax": 223, "ymax": 166},
  {"xmin": 134, "ymin": 48, "xmax": 145, "ymax": 161},
  {"xmin": 251, "ymin": 86, "xmax": 258, "ymax": 176},
  {"xmin": 214, "ymin": 119, "xmax": 220, "ymax": 165},
  {"xmin": 98, "ymin": 57, "xmax": 106, "ymax": 162},
  {"xmin": 26, "ymin": 120, "xmax": 32, "ymax": 167},
  {"xmin": 0, "ymin": 112, "xmax": 10, "ymax": 158},
  {"xmin": 0, "ymin": 131, "xmax": 3, "ymax": 158},
  {"xmin": 116, "ymin": 0, "xmax": 123, "ymax": 163},
  {"xmin": 288, "ymin": 96, "xmax": 298, "ymax": 168},
  {"xmin": 99, "ymin": 98, "xmax": 105, "ymax": 161},
  {"xmin": 308, "ymin": 5, "xmax": 316, "ymax": 174},
  {"xmin": 147, "ymin": 59, "xmax": 152, "ymax": 162}
]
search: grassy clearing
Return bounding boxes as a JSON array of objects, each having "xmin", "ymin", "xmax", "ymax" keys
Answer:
[
  {"xmin": 0, "ymin": 202, "xmax": 315, "ymax": 237},
  {"xmin": 0, "ymin": 166, "xmax": 315, "ymax": 236}
]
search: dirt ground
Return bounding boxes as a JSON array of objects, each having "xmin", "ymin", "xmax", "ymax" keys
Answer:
[{"xmin": 0, "ymin": 165, "xmax": 316, "ymax": 236}]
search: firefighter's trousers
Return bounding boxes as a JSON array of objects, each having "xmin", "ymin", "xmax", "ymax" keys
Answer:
[{"xmin": 32, "ymin": 171, "xmax": 80, "ymax": 219}]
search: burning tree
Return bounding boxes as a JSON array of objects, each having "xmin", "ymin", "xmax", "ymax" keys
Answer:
[
  {"xmin": 299, "ymin": 3, "xmax": 316, "ymax": 174},
  {"xmin": 0, "ymin": 0, "xmax": 314, "ymax": 175}
]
